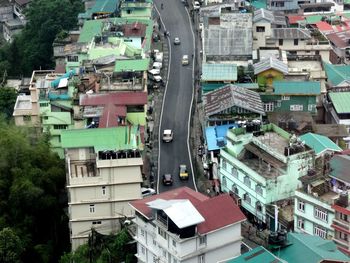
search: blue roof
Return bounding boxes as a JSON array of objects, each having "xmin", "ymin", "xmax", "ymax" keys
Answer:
[
  {"xmin": 205, "ymin": 124, "xmax": 238, "ymax": 151},
  {"xmin": 273, "ymin": 81, "xmax": 321, "ymax": 95},
  {"xmin": 227, "ymin": 246, "xmax": 283, "ymax": 263},
  {"xmin": 273, "ymin": 233, "xmax": 350, "ymax": 263},
  {"xmin": 300, "ymin": 132, "xmax": 342, "ymax": 155}
]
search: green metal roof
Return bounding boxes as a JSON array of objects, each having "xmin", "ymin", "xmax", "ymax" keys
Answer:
[
  {"xmin": 273, "ymin": 81, "xmax": 321, "ymax": 95},
  {"xmin": 329, "ymin": 92, "xmax": 350, "ymax": 114},
  {"xmin": 330, "ymin": 155, "xmax": 350, "ymax": 184},
  {"xmin": 61, "ymin": 126, "xmax": 143, "ymax": 151},
  {"xmin": 114, "ymin": 58, "xmax": 149, "ymax": 72},
  {"xmin": 78, "ymin": 0, "xmax": 119, "ymax": 19},
  {"xmin": 273, "ymin": 233, "xmax": 349, "ymax": 263},
  {"xmin": 323, "ymin": 62, "xmax": 350, "ymax": 86},
  {"xmin": 201, "ymin": 63, "xmax": 237, "ymax": 82},
  {"xmin": 235, "ymin": 83, "xmax": 259, "ymax": 89},
  {"xmin": 250, "ymin": 0, "xmax": 267, "ymax": 9},
  {"xmin": 305, "ymin": 15, "xmax": 324, "ymax": 24},
  {"xmin": 201, "ymin": 83, "xmax": 225, "ymax": 93},
  {"xmin": 227, "ymin": 246, "xmax": 282, "ymax": 263},
  {"xmin": 300, "ymin": 132, "xmax": 342, "ymax": 155}
]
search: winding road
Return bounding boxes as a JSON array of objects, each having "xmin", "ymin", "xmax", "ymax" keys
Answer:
[{"xmin": 155, "ymin": 0, "xmax": 197, "ymax": 193}]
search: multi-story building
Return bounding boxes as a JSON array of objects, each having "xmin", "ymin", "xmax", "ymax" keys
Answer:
[
  {"xmin": 220, "ymin": 123, "xmax": 314, "ymax": 230},
  {"xmin": 61, "ymin": 126, "xmax": 144, "ymax": 250},
  {"xmin": 267, "ymin": 0, "xmax": 343, "ymax": 13},
  {"xmin": 129, "ymin": 187, "xmax": 246, "ymax": 263},
  {"xmin": 119, "ymin": 0, "xmax": 153, "ymax": 19},
  {"xmin": 327, "ymin": 29, "xmax": 350, "ymax": 65},
  {"xmin": 78, "ymin": 0, "xmax": 119, "ymax": 25}
]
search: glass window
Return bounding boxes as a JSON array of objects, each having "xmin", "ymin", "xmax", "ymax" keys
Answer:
[
  {"xmin": 199, "ymin": 235, "xmax": 207, "ymax": 246},
  {"xmin": 102, "ymin": 186, "xmax": 106, "ymax": 196},
  {"xmin": 314, "ymin": 225, "xmax": 327, "ymax": 239},
  {"xmin": 231, "ymin": 167, "xmax": 238, "ymax": 178},
  {"xmin": 256, "ymin": 201, "xmax": 262, "ymax": 212},
  {"xmin": 256, "ymin": 184, "xmax": 263, "ymax": 195},
  {"xmin": 340, "ymin": 213, "xmax": 348, "ymax": 222},
  {"xmin": 89, "ymin": 204, "xmax": 95, "ymax": 213},
  {"xmin": 297, "ymin": 218, "xmax": 304, "ymax": 229},
  {"xmin": 222, "ymin": 176, "xmax": 227, "ymax": 187},
  {"xmin": 298, "ymin": 200, "xmax": 305, "ymax": 212},
  {"xmin": 244, "ymin": 176, "xmax": 251, "ymax": 188},
  {"xmin": 222, "ymin": 159, "xmax": 227, "ymax": 170},
  {"xmin": 314, "ymin": 207, "xmax": 328, "ymax": 222},
  {"xmin": 294, "ymin": 39, "xmax": 299, "ymax": 46},
  {"xmin": 243, "ymin": 193, "xmax": 251, "ymax": 204}
]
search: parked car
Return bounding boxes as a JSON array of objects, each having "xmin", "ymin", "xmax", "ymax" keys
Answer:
[
  {"xmin": 141, "ymin": 187, "xmax": 156, "ymax": 197},
  {"xmin": 148, "ymin": 68, "xmax": 160, "ymax": 75},
  {"xmin": 193, "ymin": 1, "xmax": 200, "ymax": 10},
  {"xmin": 182, "ymin": 55, "xmax": 189, "ymax": 65},
  {"xmin": 153, "ymin": 61, "xmax": 163, "ymax": 69},
  {"xmin": 162, "ymin": 174, "xmax": 173, "ymax": 186},
  {"xmin": 162, "ymin": 129, "xmax": 173, "ymax": 142},
  {"xmin": 149, "ymin": 74, "xmax": 162, "ymax": 83},
  {"xmin": 179, "ymin": 164, "xmax": 189, "ymax": 180},
  {"xmin": 174, "ymin": 37, "xmax": 181, "ymax": 45},
  {"xmin": 154, "ymin": 52, "xmax": 163, "ymax": 63}
]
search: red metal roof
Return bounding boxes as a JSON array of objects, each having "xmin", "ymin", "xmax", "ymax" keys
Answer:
[
  {"xmin": 80, "ymin": 92, "xmax": 147, "ymax": 106},
  {"xmin": 315, "ymin": 21, "xmax": 333, "ymax": 33},
  {"xmin": 288, "ymin": 15, "xmax": 305, "ymax": 25},
  {"xmin": 327, "ymin": 29, "xmax": 350, "ymax": 48},
  {"xmin": 98, "ymin": 105, "xmax": 126, "ymax": 128},
  {"xmin": 332, "ymin": 204, "xmax": 350, "ymax": 215},
  {"xmin": 130, "ymin": 187, "xmax": 246, "ymax": 234}
]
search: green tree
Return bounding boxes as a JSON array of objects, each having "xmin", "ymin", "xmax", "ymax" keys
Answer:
[
  {"xmin": 0, "ymin": 87, "xmax": 16, "ymax": 120},
  {"xmin": 0, "ymin": 227, "xmax": 24, "ymax": 263}
]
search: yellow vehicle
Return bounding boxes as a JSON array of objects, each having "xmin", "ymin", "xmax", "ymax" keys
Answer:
[{"xmin": 179, "ymin": 164, "xmax": 189, "ymax": 180}]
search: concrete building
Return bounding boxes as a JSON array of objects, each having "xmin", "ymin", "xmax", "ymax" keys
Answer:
[
  {"xmin": 327, "ymin": 29, "xmax": 350, "ymax": 64},
  {"xmin": 119, "ymin": 0, "xmax": 153, "ymax": 19},
  {"xmin": 129, "ymin": 187, "xmax": 246, "ymax": 263},
  {"xmin": 220, "ymin": 123, "xmax": 314, "ymax": 230},
  {"xmin": 2, "ymin": 18, "xmax": 24, "ymax": 42},
  {"xmin": 61, "ymin": 126, "xmax": 144, "ymax": 251}
]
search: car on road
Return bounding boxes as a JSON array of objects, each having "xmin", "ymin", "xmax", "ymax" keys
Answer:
[
  {"xmin": 141, "ymin": 187, "xmax": 156, "ymax": 198},
  {"xmin": 149, "ymin": 74, "xmax": 162, "ymax": 83},
  {"xmin": 162, "ymin": 129, "xmax": 173, "ymax": 142},
  {"xmin": 153, "ymin": 61, "xmax": 162, "ymax": 69},
  {"xmin": 179, "ymin": 164, "xmax": 189, "ymax": 180},
  {"xmin": 162, "ymin": 174, "xmax": 173, "ymax": 186},
  {"xmin": 193, "ymin": 1, "xmax": 200, "ymax": 10},
  {"xmin": 182, "ymin": 55, "xmax": 189, "ymax": 65},
  {"xmin": 174, "ymin": 37, "xmax": 181, "ymax": 45},
  {"xmin": 148, "ymin": 68, "xmax": 160, "ymax": 75}
]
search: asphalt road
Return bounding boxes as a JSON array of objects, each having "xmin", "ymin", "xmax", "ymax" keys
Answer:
[{"xmin": 155, "ymin": 0, "xmax": 197, "ymax": 193}]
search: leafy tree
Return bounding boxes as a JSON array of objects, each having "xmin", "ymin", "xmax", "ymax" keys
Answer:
[
  {"xmin": 0, "ymin": 87, "xmax": 17, "ymax": 121},
  {"xmin": 0, "ymin": 227, "xmax": 24, "ymax": 263}
]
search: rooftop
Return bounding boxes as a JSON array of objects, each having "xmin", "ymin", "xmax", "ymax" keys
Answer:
[
  {"xmin": 300, "ymin": 132, "xmax": 342, "ymax": 155},
  {"xmin": 329, "ymin": 92, "xmax": 350, "ymax": 114},
  {"xmin": 201, "ymin": 63, "xmax": 237, "ymax": 82},
  {"xmin": 205, "ymin": 124, "xmax": 238, "ymax": 151},
  {"xmin": 271, "ymin": 28, "xmax": 311, "ymax": 40},
  {"xmin": 61, "ymin": 126, "xmax": 144, "ymax": 152},
  {"xmin": 13, "ymin": 94, "xmax": 31, "ymax": 111},
  {"xmin": 203, "ymin": 84, "xmax": 265, "ymax": 117},
  {"xmin": 130, "ymin": 187, "xmax": 246, "ymax": 235},
  {"xmin": 253, "ymin": 8, "xmax": 286, "ymax": 26},
  {"xmin": 78, "ymin": 0, "xmax": 119, "ymax": 19},
  {"xmin": 327, "ymin": 29, "xmax": 350, "ymax": 48},
  {"xmin": 272, "ymin": 81, "xmax": 321, "ymax": 95},
  {"xmin": 114, "ymin": 58, "xmax": 150, "ymax": 72},
  {"xmin": 329, "ymin": 155, "xmax": 350, "ymax": 185},
  {"xmin": 272, "ymin": 232, "xmax": 350, "ymax": 263},
  {"xmin": 226, "ymin": 246, "xmax": 283, "ymax": 263},
  {"xmin": 313, "ymin": 124, "xmax": 349, "ymax": 138},
  {"xmin": 253, "ymin": 57, "xmax": 288, "ymax": 75},
  {"xmin": 323, "ymin": 62, "xmax": 350, "ymax": 87}
]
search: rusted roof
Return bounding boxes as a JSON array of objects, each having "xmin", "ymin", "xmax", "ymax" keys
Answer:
[
  {"xmin": 203, "ymin": 84, "xmax": 265, "ymax": 117},
  {"xmin": 129, "ymin": 187, "xmax": 246, "ymax": 234},
  {"xmin": 122, "ymin": 22, "xmax": 147, "ymax": 37},
  {"xmin": 327, "ymin": 29, "xmax": 350, "ymax": 48}
]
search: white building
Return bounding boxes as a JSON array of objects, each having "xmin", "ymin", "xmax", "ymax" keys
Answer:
[
  {"xmin": 130, "ymin": 187, "xmax": 246, "ymax": 263},
  {"xmin": 61, "ymin": 126, "xmax": 144, "ymax": 251}
]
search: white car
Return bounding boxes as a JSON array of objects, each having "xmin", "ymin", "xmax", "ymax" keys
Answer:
[
  {"xmin": 141, "ymin": 187, "xmax": 156, "ymax": 198},
  {"xmin": 193, "ymin": 1, "xmax": 200, "ymax": 10},
  {"xmin": 152, "ymin": 75, "xmax": 162, "ymax": 82},
  {"xmin": 182, "ymin": 55, "xmax": 189, "ymax": 65},
  {"xmin": 153, "ymin": 61, "xmax": 162, "ymax": 69},
  {"xmin": 148, "ymin": 68, "xmax": 160, "ymax": 75},
  {"xmin": 162, "ymin": 129, "xmax": 173, "ymax": 142},
  {"xmin": 174, "ymin": 37, "xmax": 181, "ymax": 45}
]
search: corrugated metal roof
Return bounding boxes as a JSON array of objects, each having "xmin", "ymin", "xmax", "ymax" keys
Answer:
[
  {"xmin": 253, "ymin": 9, "xmax": 286, "ymax": 26},
  {"xmin": 271, "ymin": 28, "xmax": 311, "ymax": 39},
  {"xmin": 130, "ymin": 187, "xmax": 246, "ymax": 234},
  {"xmin": 122, "ymin": 22, "xmax": 147, "ymax": 37},
  {"xmin": 203, "ymin": 84, "xmax": 265, "ymax": 117},
  {"xmin": 329, "ymin": 92, "xmax": 350, "ymax": 114},
  {"xmin": 253, "ymin": 57, "xmax": 288, "ymax": 75},
  {"xmin": 327, "ymin": 29, "xmax": 350, "ymax": 49},
  {"xmin": 273, "ymin": 81, "xmax": 321, "ymax": 95},
  {"xmin": 201, "ymin": 63, "xmax": 237, "ymax": 81},
  {"xmin": 330, "ymin": 155, "xmax": 350, "ymax": 184},
  {"xmin": 300, "ymin": 132, "xmax": 342, "ymax": 155},
  {"xmin": 61, "ymin": 126, "xmax": 143, "ymax": 150},
  {"xmin": 227, "ymin": 246, "xmax": 283, "ymax": 263},
  {"xmin": 323, "ymin": 62, "xmax": 350, "ymax": 87},
  {"xmin": 80, "ymin": 92, "xmax": 147, "ymax": 106},
  {"xmin": 114, "ymin": 58, "xmax": 150, "ymax": 72},
  {"xmin": 205, "ymin": 124, "xmax": 238, "ymax": 151}
]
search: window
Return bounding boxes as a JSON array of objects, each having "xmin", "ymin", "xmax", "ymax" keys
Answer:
[
  {"xmin": 340, "ymin": 232, "xmax": 348, "ymax": 241},
  {"xmin": 314, "ymin": 207, "xmax": 328, "ymax": 222},
  {"xmin": 256, "ymin": 201, "xmax": 262, "ymax": 212},
  {"xmin": 23, "ymin": 115, "xmax": 31, "ymax": 122},
  {"xmin": 294, "ymin": 39, "xmax": 299, "ymax": 46},
  {"xmin": 43, "ymin": 116, "xmax": 48, "ymax": 120},
  {"xmin": 102, "ymin": 186, "xmax": 106, "ymax": 196},
  {"xmin": 308, "ymin": 104, "xmax": 316, "ymax": 112},
  {"xmin": 244, "ymin": 176, "xmax": 251, "ymax": 188},
  {"xmin": 40, "ymin": 102, "xmax": 49, "ymax": 107},
  {"xmin": 153, "ymin": 239, "xmax": 157, "ymax": 246},
  {"xmin": 173, "ymin": 259, "xmax": 177, "ymax": 263},
  {"xmin": 243, "ymin": 193, "xmax": 251, "ymax": 204},
  {"xmin": 89, "ymin": 204, "xmax": 95, "ymax": 213},
  {"xmin": 256, "ymin": 184, "xmax": 263, "ymax": 195},
  {"xmin": 264, "ymin": 102, "xmax": 274, "ymax": 112},
  {"xmin": 231, "ymin": 167, "xmax": 238, "ymax": 178},
  {"xmin": 256, "ymin": 26, "xmax": 265, "ymax": 32},
  {"xmin": 222, "ymin": 159, "xmax": 227, "ymax": 170},
  {"xmin": 199, "ymin": 235, "xmax": 207, "ymax": 246},
  {"xmin": 172, "ymin": 239, "xmax": 176, "ymax": 247},
  {"xmin": 92, "ymin": 221, "xmax": 101, "ymax": 225},
  {"xmin": 290, "ymin": 105, "xmax": 303, "ymax": 111},
  {"xmin": 340, "ymin": 213, "xmax": 348, "ymax": 222},
  {"xmin": 199, "ymin": 254, "xmax": 205, "ymax": 263},
  {"xmin": 222, "ymin": 176, "xmax": 227, "ymax": 187},
  {"xmin": 153, "ymin": 255, "xmax": 158, "ymax": 263},
  {"xmin": 140, "ymin": 229, "xmax": 145, "ymax": 237},
  {"xmin": 279, "ymin": 39, "xmax": 283, "ymax": 45},
  {"xmin": 53, "ymin": 124, "xmax": 68, "ymax": 130},
  {"xmin": 141, "ymin": 245, "xmax": 145, "ymax": 255},
  {"xmin": 158, "ymin": 227, "xmax": 167, "ymax": 239},
  {"xmin": 297, "ymin": 218, "xmax": 304, "ymax": 230},
  {"xmin": 67, "ymin": 55, "xmax": 78, "ymax": 62},
  {"xmin": 298, "ymin": 200, "xmax": 305, "ymax": 212},
  {"xmin": 281, "ymin": 96, "xmax": 290, "ymax": 100},
  {"xmin": 314, "ymin": 225, "xmax": 327, "ymax": 239}
]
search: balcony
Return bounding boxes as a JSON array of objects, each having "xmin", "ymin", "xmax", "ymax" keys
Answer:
[{"xmin": 96, "ymin": 150, "xmax": 143, "ymax": 168}]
